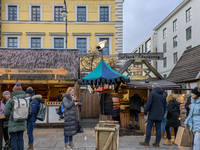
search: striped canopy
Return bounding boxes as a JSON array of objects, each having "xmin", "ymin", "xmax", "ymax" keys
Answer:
[{"xmin": 78, "ymin": 60, "xmax": 130, "ymax": 85}]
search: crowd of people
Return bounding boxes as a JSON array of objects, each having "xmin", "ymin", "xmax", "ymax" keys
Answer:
[
  {"xmin": 139, "ymin": 83, "xmax": 200, "ymax": 150},
  {"xmin": 0, "ymin": 82, "xmax": 78, "ymax": 150}
]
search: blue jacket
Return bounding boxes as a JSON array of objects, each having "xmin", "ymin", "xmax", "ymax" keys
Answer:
[
  {"xmin": 184, "ymin": 97, "xmax": 200, "ymax": 133},
  {"xmin": 27, "ymin": 95, "xmax": 41, "ymax": 122},
  {"xmin": 144, "ymin": 87, "xmax": 166, "ymax": 121}
]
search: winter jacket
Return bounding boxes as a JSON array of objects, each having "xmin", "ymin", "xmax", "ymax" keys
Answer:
[
  {"xmin": 129, "ymin": 94, "xmax": 141, "ymax": 112},
  {"xmin": 185, "ymin": 96, "xmax": 191, "ymax": 116},
  {"xmin": 184, "ymin": 97, "xmax": 200, "ymax": 133},
  {"xmin": 63, "ymin": 93, "xmax": 77, "ymax": 137},
  {"xmin": 27, "ymin": 95, "xmax": 41, "ymax": 122},
  {"xmin": 144, "ymin": 87, "xmax": 166, "ymax": 121},
  {"xmin": 166, "ymin": 100, "xmax": 181, "ymax": 127},
  {"xmin": 0, "ymin": 100, "xmax": 8, "ymax": 128},
  {"xmin": 3, "ymin": 91, "xmax": 29, "ymax": 133}
]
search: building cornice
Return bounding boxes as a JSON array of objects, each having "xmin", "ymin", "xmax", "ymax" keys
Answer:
[
  {"xmin": 26, "ymin": 32, "xmax": 45, "ymax": 36},
  {"xmin": 72, "ymin": 33, "xmax": 91, "ymax": 36},
  {"xmin": 95, "ymin": 33, "xmax": 114, "ymax": 36},
  {"xmin": 49, "ymin": 33, "xmax": 68, "ymax": 36},
  {"xmin": 2, "ymin": 32, "xmax": 22, "ymax": 35}
]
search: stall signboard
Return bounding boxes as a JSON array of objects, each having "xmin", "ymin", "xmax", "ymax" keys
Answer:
[
  {"xmin": 130, "ymin": 75, "xmax": 148, "ymax": 80},
  {"xmin": 130, "ymin": 67, "xmax": 148, "ymax": 72},
  {"xmin": 118, "ymin": 53, "xmax": 164, "ymax": 60},
  {"xmin": 0, "ymin": 66, "xmax": 68, "ymax": 76}
]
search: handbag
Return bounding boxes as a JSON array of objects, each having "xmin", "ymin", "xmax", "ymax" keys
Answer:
[
  {"xmin": 164, "ymin": 107, "xmax": 177, "ymax": 120},
  {"xmin": 76, "ymin": 121, "xmax": 84, "ymax": 133}
]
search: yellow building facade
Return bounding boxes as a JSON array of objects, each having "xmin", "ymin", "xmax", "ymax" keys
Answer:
[{"xmin": 1, "ymin": 0, "xmax": 124, "ymax": 55}]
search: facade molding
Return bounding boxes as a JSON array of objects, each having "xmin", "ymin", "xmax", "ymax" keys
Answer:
[
  {"xmin": 4, "ymin": 35, "xmax": 21, "ymax": 48},
  {"xmin": 72, "ymin": 33, "xmax": 91, "ymax": 36},
  {"xmin": 49, "ymin": 33, "xmax": 68, "ymax": 36},
  {"xmin": 97, "ymin": 4, "xmax": 111, "ymax": 22},
  {"xmin": 52, "ymin": 4, "xmax": 65, "ymax": 21},
  {"xmin": 26, "ymin": 32, "xmax": 45, "ymax": 36},
  {"xmin": 50, "ymin": 36, "xmax": 66, "ymax": 48},
  {"xmin": 5, "ymin": 3, "xmax": 20, "ymax": 20},
  {"xmin": 73, "ymin": 35, "xmax": 90, "ymax": 53},
  {"xmin": 75, "ymin": 4, "xmax": 88, "ymax": 21},
  {"xmin": 3, "ymin": 32, "xmax": 22, "ymax": 35},
  {"xmin": 95, "ymin": 33, "xmax": 114, "ymax": 36},
  {"xmin": 29, "ymin": 4, "xmax": 43, "ymax": 21}
]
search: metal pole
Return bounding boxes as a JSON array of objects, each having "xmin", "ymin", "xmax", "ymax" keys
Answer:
[
  {"xmin": 102, "ymin": 83, "xmax": 105, "ymax": 115},
  {"xmin": 64, "ymin": 0, "xmax": 67, "ymax": 48}
]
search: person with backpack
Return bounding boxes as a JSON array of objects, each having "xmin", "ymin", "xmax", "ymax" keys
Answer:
[
  {"xmin": 26, "ymin": 87, "xmax": 41, "ymax": 150},
  {"xmin": 4, "ymin": 82, "xmax": 30, "ymax": 150},
  {"xmin": 63, "ymin": 87, "xmax": 78, "ymax": 150},
  {"xmin": 0, "ymin": 91, "xmax": 10, "ymax": 143}
]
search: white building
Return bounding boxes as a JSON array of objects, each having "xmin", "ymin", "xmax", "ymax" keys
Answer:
[
  {"xmin": 132, "ymin": 32, "xmax": 157, "ymax": 69},
  {"xmin": 154, "ymin": 0, "xmax": 200, "ymax": 79}
]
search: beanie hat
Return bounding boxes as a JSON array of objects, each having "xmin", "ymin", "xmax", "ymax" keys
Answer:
[
  {"xmin": 27, "ymin": 87, "xmax": 33, "ymax": 91},
  {"xmin": 191, "ymin": 87, "xmax": 200, "ymax": 97},
  {"xmin": 13, "ymin": 82, "xmax": 22, "ymax": 92},
  {"xmin": 26, "ymin": 88, "xmax": 33, "ymax": 95},
  {"xmin": 3, "ymin": 91, "xmax": 10, "ymax": 98}
]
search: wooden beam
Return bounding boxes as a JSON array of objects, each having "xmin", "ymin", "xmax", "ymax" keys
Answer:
[{"xmin": 0, "ymin": 80, "xmax": 76, "ymax": 84}]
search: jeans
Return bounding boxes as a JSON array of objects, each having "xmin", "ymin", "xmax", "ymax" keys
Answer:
[
  {"xmin": 130, "ymin": 109, "xmax": 139, "ymax": 121},
  {"xmin": 3, "ymin": 127, "xmax": 9, "ymax": 142},
  {"xmin": 165, "ymin": 126, "xmax": 178, "ymax": 140},
  {"xmin": 161, "ymin": 122, "xmax": 171, "ymax": 133},
  {"xmin": 145, "ymin": 119, "xmax": 161, "ymax": 142},
  {"xmin": 64, "ymin": 136, "xmax": 73, "ymax": 143},
  {"xmin": 27, "ymin": 121, "xmax": 35, "ymax": 143},
  {"xmin": 10, "ymin": 131, "xmax": 24, "ymax": 150}
]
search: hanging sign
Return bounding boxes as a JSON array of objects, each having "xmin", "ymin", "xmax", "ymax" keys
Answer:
[
  {"xmin": 130, "ymin": 67, "xmax": 148, "ymax": 72},
  {"xmin": 118, "ymin": 53, "xmax": 164, "ymax": 60},
  {"xmin": 0, "ymin": 66, "xmax": 68, "ymax": 76},
  {"xmin": 130, "ymin": 75, "xmax": 148, "ymax": 80}
]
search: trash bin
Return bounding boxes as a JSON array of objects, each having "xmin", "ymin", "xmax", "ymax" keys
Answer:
[{"xmin": 95, "ymin": 123, "xmax": 120, "ymax": 150}]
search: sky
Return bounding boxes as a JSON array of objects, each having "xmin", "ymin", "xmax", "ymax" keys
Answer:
[{"xmin": 123, "ymin": 0, "xmax": 184, "ymax": 53}]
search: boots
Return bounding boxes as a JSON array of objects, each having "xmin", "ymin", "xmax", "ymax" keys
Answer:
[
  {"xmin": 152, "ymin": 141, "xmax": 160, "ymax": 148},
  {"xmin": 69, "ymin": 141, "xmax": 78, "ymax": 148},
  {"xmin": 161, "ymin": 133, "xmax": 165, "ymax": 139},
  {"xmin": 27, "ymin": 143, "xmax": 34, "ymax": 150},
  {"xmin": 64, "ymin": 143, "xmax": 72, "ymax": 150},
  {"xmin": 139, "ymin": 141, "xmax": 150, "ymax": 147},
  {"xmin": 163, "ymin": 139, "xmax": 173, "ymax": 146}
]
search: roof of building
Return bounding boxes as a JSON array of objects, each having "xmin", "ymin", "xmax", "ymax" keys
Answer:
[
  {"xmin": 167, "ymin": 45, "xmax": 200, "ymax": 83},
  {"xmin": 0, "ymin": 48, "xmax": 79, "ymax": 80},
  {"xmin": 154, "ymin": 0, "xmax": 191, "ymax": 31}
]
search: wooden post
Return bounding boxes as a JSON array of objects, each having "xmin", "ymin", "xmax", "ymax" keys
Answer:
[
  {"xmin": 102, "ymin": 83, "xmax": 105, "ymax": 115},
  {"xmin": 46, "ymin": 85, "xmax": 51, "ymax": 123}
]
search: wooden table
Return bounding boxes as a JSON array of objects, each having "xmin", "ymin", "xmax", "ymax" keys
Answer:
[{"xmin": 0, "ymin": 115, "xmax": 6, "ymax": 149}]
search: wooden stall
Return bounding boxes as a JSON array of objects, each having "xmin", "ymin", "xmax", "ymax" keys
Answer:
[{"xmin": 0, "ymin": 48, "xmax": 80, "ymax": 125}]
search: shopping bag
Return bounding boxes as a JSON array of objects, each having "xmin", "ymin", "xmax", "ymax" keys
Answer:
[
  {"xmin": 194, "ymin": 132, "xmax": 200, "ymax": 150},
  {"xmin": 175, "ymin": 126, "xmax": 193, "ymax": 147}
]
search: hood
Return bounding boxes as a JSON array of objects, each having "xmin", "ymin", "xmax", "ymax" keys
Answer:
[
  {"xmin": 32, "ymin": 94, "xmax": 42, "ymax": 101},
  {"xmin": 152, "ymin": 87, "xmax": 164, "ymax": 94},
  {"xmin": 10, "ymin": 90, "xmax": 26, "ymax": 99},
  {"xmin": 62, "ymin": 93, "xmax": 72, "ymax": 100},
  {"xmin": 171, "ymin": 100, "xmax": 181, "ymax": 108},
  {"xmin": 191, "ymin": 97, "xmax": 200, "ymax": 104}
]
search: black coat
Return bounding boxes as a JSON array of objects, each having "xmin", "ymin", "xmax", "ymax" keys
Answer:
[
  {"xmin": 166, "ymin": 100, "xmax": 181, "ymax": 127},
  {"xmin": 144, "ymin": 87, "xmax": 166, "ymax": 121},
  {"xmin": 185, "ymin": 96, "xmax": 191, "ymax": 116},
  {"xmin": 129, "ymin": 94, "xmax": 141, "ymax": 112}
]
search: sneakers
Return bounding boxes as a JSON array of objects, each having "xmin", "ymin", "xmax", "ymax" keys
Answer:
[
  {"xmin": 152, "ymin": 141, "xmax": 160, "ymax": 148},
  {"xmin": 139, "ymin": 141, "xmax": 150, "ymax": 147},
  {"xmin": 163, "ymin": 139, "xmax": 173, "ymax": 146}
]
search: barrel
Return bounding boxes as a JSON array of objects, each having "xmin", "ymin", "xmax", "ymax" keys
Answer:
[{"xmin": 100, "ymin": 92, "xmax": 120, "ymax": 121}]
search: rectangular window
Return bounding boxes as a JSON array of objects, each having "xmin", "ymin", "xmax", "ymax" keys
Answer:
[
  {"xmin": 54, "ymin": 38, "xmax": 64, "ymax": 48},
  {"xmin": 77, "ymin": 38, "xmax": 87, "ymax": 55},
  {"xmin": 173, "ymin": 36, "xmax": 178, "ymax": 48},
  {"xmin": 163, "ymin": 28, "xmax": 167, "ymax": 39},
  {"xmin": 77, "ymin": 7, "xmax": 86, "ymax": 21},
  {"xmin": 145, "ymin": 39, "xmax": 151, "ymax": 53},
  {"xmin": 173, "ymin": 19, "xmax": 177, "ymax": 31},
  {"xmin": 163, "ymin": 42, "xmax": 167, "ymax": 53},
  {"xmin": 139, "ymin": 48, "xmax": 140, "ymax": 53},
  {"xmin": 186, "ymin": 8, "xmax": 191, "ymax": 22},
  {"xmin": 142, "ymin": 45, "xmax": 144, "ymax": 53},
  {"xmin": 54, "ymin": 6, "xmax": 63, "ymax": 21},
  {"xmin": 163, "ymin": 57, "xmax": 167, "ymax": 68},
  {"xmin": 100, "ymin": 7, "xmax": 109, "ymax": 22},
  {"xmin": 173, "ymin": 52, "xmax": 178, "ymax": 64},
  {"xmin": 31, "ymin": 6, "xmax": 40, "ymax": 21},
  {"xmin": 31, "ymin": 38, "xmax": 41, "ymax": 48},
  {"xmin": 8, "ymin": 37, "xmax": 18, "ymax": 48},
  {"xmin": 99, "ymin": 38, "xmax": 109, "ymax": 55},
  {"xmin": 8, "ymin": 6, "xmax": 17, "ymax": 20},
  {"xmin": 186, "ymin": 27, "xmax": 192, "ymax": 40}
]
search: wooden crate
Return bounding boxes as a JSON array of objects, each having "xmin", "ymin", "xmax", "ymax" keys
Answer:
[{"xmin": 95, "ymin": 123, "xmax": 120, "ymax": 150}]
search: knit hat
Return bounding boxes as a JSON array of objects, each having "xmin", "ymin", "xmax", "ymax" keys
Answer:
[
  {"xmin": 3, "ymin": 91, "xmax": 10, "ymax": 97},
  {"xmin": 26, "ymin": 88, "xmax": 33, "ymax": 95},
  {"xmin": 13, "ymin": 82, "xmax": 22, "ymax": 92},
  {"xmin": 191, "ymin": 87, "xmax": 200, "ymax": 97}
]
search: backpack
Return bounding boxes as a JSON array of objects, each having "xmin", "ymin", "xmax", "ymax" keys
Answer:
[
  {"xmin": 56, "ymin": 103, "xmax": 65, "ymax": 120},
  {"xmin": 36, "ymin": 103, "xmax": 46, "ymax": 121},
  {"xmin": 12, "ymin": 96, "xmax": 30, "ymax": 121}
]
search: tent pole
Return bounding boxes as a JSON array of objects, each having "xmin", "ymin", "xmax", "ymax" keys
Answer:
[{"xmin": 103, "ymin": 83, "xmax": 105, "ymax": 115}]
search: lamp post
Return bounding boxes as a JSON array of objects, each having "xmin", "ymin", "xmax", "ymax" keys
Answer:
[{"xmin": 61, "ymin": 0, "xmax": 67, "ymax": 48}]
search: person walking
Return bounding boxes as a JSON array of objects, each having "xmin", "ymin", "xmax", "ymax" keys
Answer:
[
  {"xmin": 3, "ymin": 82, "xmax": 28, "ymax": 150},
  {"xmin": 139, "ymin": 83, "xmax": 166, "ymax": 148},
  {"xmin": 184, "ymin": 87, "xmax": 200, "ymax": 150},
  {"xmin": 63, "ymin": 87, "xmax": 78, "ymax": 150},
  {"xmin": 163, "ymin": 93, "xmax": 181, "ymax": 145},
  {"xmin": 26, "ymin": 87, "xmax": 41, "ymax": 150},
  {"xmin": 0, "ymin": 91, "xmax": 10, "ymax": 143},
  {"xmin": 184, "ymin": 94, "xmax": 191, "ymax": 117}
]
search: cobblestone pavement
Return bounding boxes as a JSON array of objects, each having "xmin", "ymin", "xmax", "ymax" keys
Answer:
[{"xmin": 17, "ymin": 128, "xmax": 191, "ymax": 150}]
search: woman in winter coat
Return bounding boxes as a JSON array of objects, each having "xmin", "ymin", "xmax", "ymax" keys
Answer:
[
  {"xmin": 26, "ymin": 87, "xmax": 41, "ymax": 150},
  {"xmin": 63, "ymin": 87, "xmax": 78, "ymax": 150},
  {"xmin": 0, "ymin": 91, "xmax": 10, "ymax": 143},
  {"xmin": 184, "ymin": 87, "xmax": 200, "ymax": 150},
  {"xmin": 163, "ymin": 93, "xmax": 181, "ymax": 145},
  {"xmin": 4, "ymin": 82, "xmax": 28, "ymax": 150}
]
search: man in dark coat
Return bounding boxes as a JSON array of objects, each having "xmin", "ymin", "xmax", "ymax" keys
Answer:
[
  {"xmin": 129, "ymin": 94, "xmax": 141, "ymax": 129},
  {"xmin": 139, "ymin": 83, "xmax": 166, "ymax": 148},
  {"xmin": 184, "ymin": 94, "xmax": 191, "ymax": 116}
]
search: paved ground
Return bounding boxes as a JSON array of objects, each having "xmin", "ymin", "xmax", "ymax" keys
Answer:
[{"xmin": 15, "ymin": 128, "xmax": 191, "ymax": 150}]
